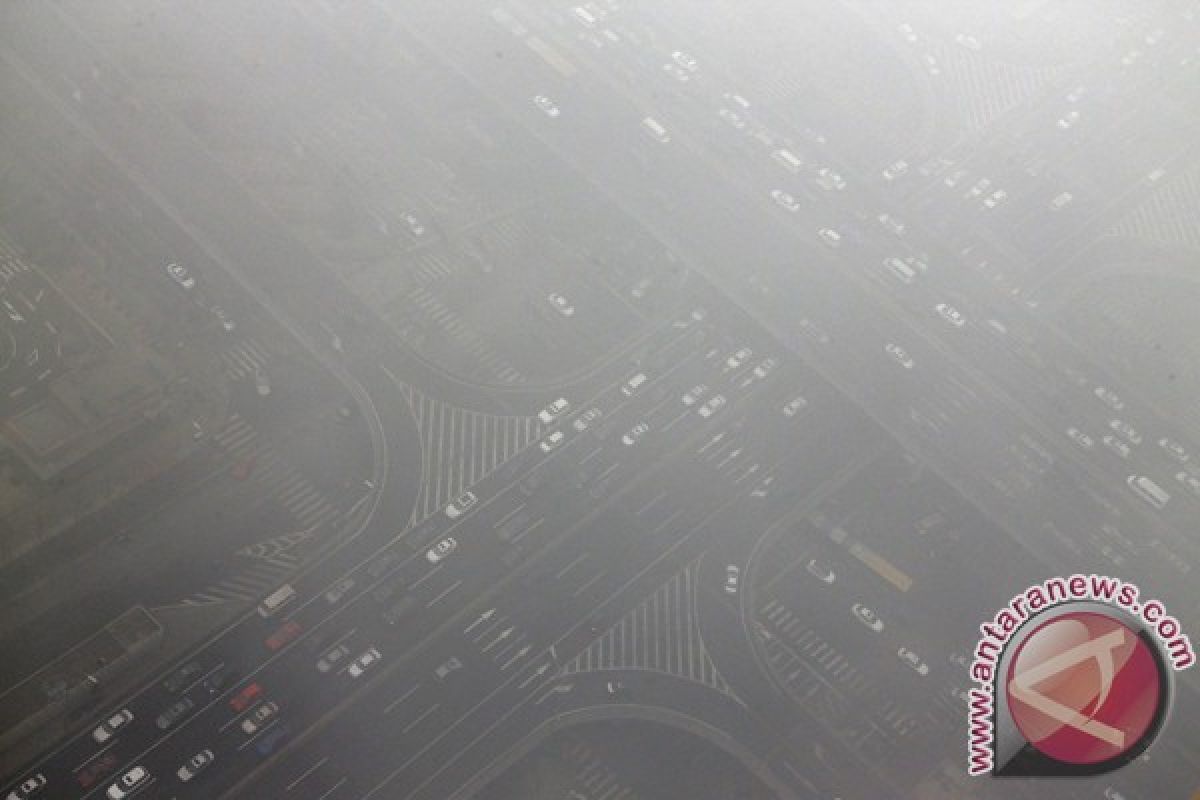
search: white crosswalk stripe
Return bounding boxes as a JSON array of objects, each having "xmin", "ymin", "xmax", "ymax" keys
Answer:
[
  {"xmin": 1111, "ymin": 160, "xmax": 1200, "ymax": 251},
  {"xmin": 403, "ymin": 286, "xmax": 525, "ymax": 384},
  {"xmin": 220, "ymin": 338, "xmax": 270, "ymax": 380},
  {"xmin": 561, "ymin": 557, "xmax": 732, "ymax": 694}
]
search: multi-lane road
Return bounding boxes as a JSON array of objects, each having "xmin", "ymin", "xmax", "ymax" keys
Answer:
[{"xmin": 2, "ymin": 1, "xmax": 1198, "ymax": 800}]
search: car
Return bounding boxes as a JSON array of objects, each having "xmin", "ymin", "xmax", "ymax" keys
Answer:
[
  {"xmin": 662, "ymin": 62, "xmax": 690, "ymax": 82},
  {"xmin": 923, "ymin": 53, "xmax": 940, "ymax": 75},
  {"xmin": 717, "ymin": 107, "xmax": 746, "ymax": 129},
  {"xmin": 163, "ymin": 661, "xmax": 203, "ymax": 694},
  {"xmin": 724, "ymin": 565, "xmax": 740, "ymax": 594},
  {"xmin": 1065, "ymin": 427, "xmax": 1094, "ymax": 450},
  {"xmin": 211, "ymin": 306, "xmax": 236, "ymax": 332},
  {"xmin": 698, "ymin": 395, "xmax": 726, "ymax": 418},
  {"xmin": 878, "ymin": 213, "xmax": 906, "ymax": 236},
  {"xmin": 7, "ymin": 774, "xmax": 46, "ymax": 799},
  {"xmin": 435, "ymin": 656, "xmax": 463, "ymax": 679},
  {"xmin": 547, "ymin": 292, "xmax": 575, "ymax": 317},
  {"xmin": 782, "ymin": 396, "xmax": 807, "ymax": 417},
  {"xmin": 806, "ymin": 559, "xmax": 836, "ymax": 584},
  {"xmin": 982, "ymin": 189, "xmax": 1007, "ymax": 208},
  {"xmin": 814, "ymin": 168, "xmax": 846, "ymax": 191},
  {"xmin": 532, "ymin": 94, "xmax": 560, "ymax": 117},
  {"xmin": 885, "ymin": 342, "xmax": 914, "ymax": 369},
  {"xmin": 897, "ymin": 647, "xmax": 930, "ymax": 676},
  {"xmin": 955, "ymin": 33, "xmax": 982, "ymax": 50},
  {"xmin": 965, "ymin": 178, "xmax": 992, "ymax": 199},
  {"xmin": 400, "ymin": 212, "xmax": 425, "ymax": 237},
  {"xmin": 1094, "ymin": 386, "xmax": 1124, "ymax": 411},
  {"xmin": 1176, "ymin": 470, "xmax": 1200, "ymax": 496},
  {"xmin": 426, "ymin": 537, "xmax": 458, "ymax": 564},
  {"xmin": 255, "ymin": 723, "xmax": 291, "ymax": 756},
  {"xmin": 934, "ymin": 303, "xmax": 965, "ymax": 327},
  {"xmin": 605, "ymin": 679, "xmax": 627, "ymax": 695},
  {"xmin": 539, "ymin": 430, "xmax": 565, "ymax": 453},
  {"xmin": 681, "ymin": 384, "xmax": 708, "ymax": 406},
  {"xmin": 881, "ymin": 159, "xmax": 909, "ymax": 181},
  {"xmin": 316, "ymin": 643, "xmax": 351, "ymax": 673},
  {"xmin": 1109, "ymin": 419, "xmax": 1142, "ymax": 446},
  {"xmin": 229, "ymin": 682, "xmax": 263, "ymax": 712},
  {"xmin": 817, "ymin": 227, "xmax": 842, "ymax": 248},
  {"xmin": 347, "ymin": 647, "xmax": 382, "ymax": 678},
  {"xmin": 630, "ymin": 277, "xmax": 653, "ymax": 299},
  {"xmin": 942, "ymin": 169, "xmax": 967, "ymax": 188},
  {"xmin": 382, "ymin": 595, "xmax": 417, "ymax": 625},
  {"xmin": 254, "ymin": 368, "xmax": 271, "ymax": 397},
  {"xmin": 1120, "ymin": 48, "xmax": 1142, "ymax": 66},
  {"xmin": 538, "ymin": 397, "xmax": 569, "ymax": 425},
  {"xmin": 241, "ymin": 701, "xmax": 280, "ymax": 735},
  {"xmin": 852, "ymin": 603, "xmax": 883, "ymax": 632},
  {"xmin": 1102, "ymin": 435, "xmax": 1131, "ymax": 459},
  {"xmin": 445, "ymin": 491, "xmax": 478, "ymax": 519},
  {"xmin": 265, "ymin": 620, "xmax": 303, "ymax": 651},
  {"xmin": 105, "ymin": 766, "xmax": 148, "ymax": 800},
  {"xmin": 176, "ymin": 750, "xmax": 214, "ymax": 783},
  {"xmin": 752, "ymin": 357, "xmax": 777, "ymax": 379},
  {"xmin": 1159, "ymin": 438, "xmax": 1189, "ymax": 463},
  {"xmin": 725, "ymin": 348, "xmax": 753, "ymax": 370},
  {"xmin": 166, "ymin": 262, "xmax": 194, "ymax": 289},
  {"xmin": 573, "ymin": 407, "xmax": 602, "ymax": 432},
  {"xmin": 324, "ymin": 577, "xmax": 356, "ymax": 604},
  {"xmin": 93, "ymin": 709, "xmax": 133, "ymax": 744},
  {"xmin": 155, "ymin": 697, "xmax": 195, "ymax": 730},
  {"xmin": 202, "ymin": 665, "xmax": 236, "ymax": 695},
  {"xmin": 770, "ymin": 189, "xmax": 799, "ymax": 212},
  {"xmin": 621, "ymin": 372, "xmax": 647, "ymax": 396},
  {"xmin": 723, "ymin": 92, "xmax": 751, "ymax": 109},
  {"xmin": 1103, "ymin": 788, "xmax": 1128, "ymax": 800},
  {"xmin": 671, "ymin": 50, "xmax": 698, "ymax": 71},
  {"xmin": 1057, "ymin": 110, "xmax": 1080, "ymax": 130},
  {"xmin": 897, "ymin": 22, "xmax": 918, "ymax": 42},
  {"xmin": 622, "ymin": 422, "xmax": 650, "ymax": 446},
  {"xmin": 1049, "ymin": 191, "xmax": 1074, "ymax": 210}
]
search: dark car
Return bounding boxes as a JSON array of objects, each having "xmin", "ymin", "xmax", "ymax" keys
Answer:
[
  {"xmin": 202, "ymin": 665, "xmax": 237, "ymax": 694},
  {"xmin": 162, "ymin": 661, "xmax": 203, "ymax": 694},
  {"xmin": 155, "ymin": 697, "xmax": 195, "ymax": 730},
  {"xmin": 256, "ymin": 724, "xmax": 291, "ymax": 756}
]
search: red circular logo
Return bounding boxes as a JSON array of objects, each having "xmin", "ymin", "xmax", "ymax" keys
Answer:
[{"xmin": 1005, "ymin": 611, "xmax": 1162, "ymax": 765}]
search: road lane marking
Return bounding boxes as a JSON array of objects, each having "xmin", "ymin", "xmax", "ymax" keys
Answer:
[
  {"xmin": 401, "ymin": 703, "xmax": 440, "ymax": 735},
  {"xmin": 316, "ymin": 777, "xmax": 346, "ymax": 800},
  {"xmin": 425, "ymin": 579, "xmax": 462, "ymax": 608},
  {"xmin": 383, "ymin": 684, "xmax": 421, "ymax": 715},
  {"xmin": 286, "ymin": 756, "xmax": 329, "ymax": 791}
]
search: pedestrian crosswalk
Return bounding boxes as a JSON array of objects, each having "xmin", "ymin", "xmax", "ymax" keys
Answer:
[
  {"xmin": 212, "ymin": 413, "xmax": 340, "ymax": 531},
  {"xmin": 400, "ymin": 286, "xmax": 525, "ymax": 384},
  {"xmin": 1110, "ymin": 160, "xmax": 1200, "ymax": 251},
  {"xmin": 175, "ymin": 553, "xmax": 300, "ymax": 608},
  {"xmin": 397, "ymin": 382, "xmax": 543, "ymax": 519},
  {"xmin": 559, "ymin": 738, "xmax": 640, "ymax": 800},
  {"xmin": 219, "ymin": 338, "xmax": 271, "ymax": 381},
  {"xmin": 932, "ymin": 46, "xmax": 1064, "ymax": 135},
  {"xmin": 562, "ymin": 557, "xmax": 731, "ymax": 694}
]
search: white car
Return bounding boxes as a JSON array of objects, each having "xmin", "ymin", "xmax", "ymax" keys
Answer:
[
  {"xmin": 1159, "ymin": 437, "xmax": 1189, "ymax": 463},
  {"xmin": 923, "ymin": 53, "xmax": 940, "ymax": 75},
  {"xmin": 1103, "ymin": 435, "xmax": 1131, "ymax": 459},
  {"xmin": 401, "ymin": 212, "xmax": 425, "ymax": 237},
  {"xmin": 1094, "ymin": 387, "xmax": 1124, "ymax": 411},
  {"xmin": 435, "ymin": 656, "xmax": 463, "ymax": 680},
  {"xmin": 943, "ymin": 169, "xmax": 967, "ymax": 188},
  {"xmin": 573, "ymin": 408, "xmax": 602, "ymax": 432},
  {"xmin": 798, "ymin": 317, "xmax": 830, "ymax": 345},
  {"xmin": 725, "ymin": 347, "xmax": 753, "ymax": 369},
  {"xmin": 622, "ymin": 422, "xmax": 650, "ymax": 446},
  {"xmin": 770, "ymin": 189, "xmax": 800, "ymax": 212},
  {"xmin": 1057, "ymin": 110, "xmax": 1081, "ymax": 130},
  {"xmin": 752, "ymin": 357, "xmax": 777, "ymax": 379},
  {"xmin": 671, "ymin": 50, "xmax": 698, "ymax": 71},
  {"xmin": 881, "ymin": 159, "xmax": 909, "ymax": 181},
  {"xmin": 885, "ymin": 342, "xmax": 914, "ymax": 369},
  {"xmin": 982, "ymin": 189, "xmax": 1008, "ymax": 209},
  {"xmin": 1176, "ymin": 470, "xmax": 1200, "ymax": 496},
  {"xmin": 106, "ymin": 766, "xmax": 149, "ymax": 800},
  {"xmin": 897, "ymin": 22, "xmax": 918, "ymax": 43},
  {"xmin": 806, "ymin": 559, "xmax": 835, "ymax": 584},
  {"xmin": 723, "ymin": 92, "xmax": 750, "ymax": 109},
  {"xmin": 965, "ymin": 178, "xmax": 992, "ymax": 199},
  {"xmin": 532, "ymin": 94, "xmax": 560, "ymax": 117},
  {"xmin": 548, "ymin": 292, "xmax": 575, "ymax": 317},
  {"xmin": 718, "ymin": 108, "xmax": 746, "ymax": 129},
  {"xmin": 240, "ymin": 701, "xmax": 279, "ymax": 735},
  {"xmin": 347, "ymin": 647, "xmax": 381, "ymax": 678},
  {"xmin": 852, "ymin": 603, "xmax": 883, "ymax": 632},
  {"xmin": 877, "ymin": 213, "xmax": 906, "ymax": 236},
  {"xmin": 814, "ymin": 168, "xmax": 845, "ymax": 191},
  {"xmin": 817, "ymin": 228, "xmax": 842, "ymax": 248},
  {"xmin": 539, "ymin": 430, "xmax": 565, "ymax": 453},
  {"xmin": 724, "ymin": 565, "xmax": 739, "ymax": 594},
  {"xmin": 426, "ymin": 537, "xmax": 458, "ymax": 564},
  {"xmin": 8, "ymin": 774, "xmax": 46, "ymax": 799},
  {"xmin": 955, "ymin": 33, "xmax": 982, "ymax": 50},
  {"xmin": 166, "ymin": 262, "xmax": 194, "ymax": 289},
  {"xmin": 317, "ymin": 644, "xmax": 351, "ymax": 673},
  {"xmin": 1109, "ymin": 419, "xmax": 1142, "ymax": 445},
  {"xmin": 539, "ymin": 397, "xmax": 570, "ymax": 425},
  {"xmin": 698, "ymin": 394, "xmax": 726, "ymax": 418},
  {"xmin": 1049, "ymin": 191, "xmax": 1074, "ymax": 210},
  {"xmin": 682, "ymin": 384, "xmax": 708, "ymax": 406},
  {"xmin": 662, "ymin": 62, "xmax": 690, "ymax": 82},
  {"xmin": 898, "ymin": 647, "xmax": 930, "ymax": 676},
  {"xmin": 445, "ymin": 491, "xmax": 478, "ymax": 519},
  {"xmin": 1065, "ymin": 427, "xmax": 1094, "ymax": 450},
  {"xmin": 176, "ymin": 750, "xmax": 214, "ymax": 783},
  {"xmin": 782, "ymin": 396, "xmax": 807, "ymax": 417},
  {"xmin": 621, "ymin": 372, "xmax": 648, "ymax": 396},
  {"xmin": 93, "ymin": 709, "xmax": 134, "ymax": 744},
  {"xmin": 934, "ymin": 303, "xmax": 965, "ymax": 327}
]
